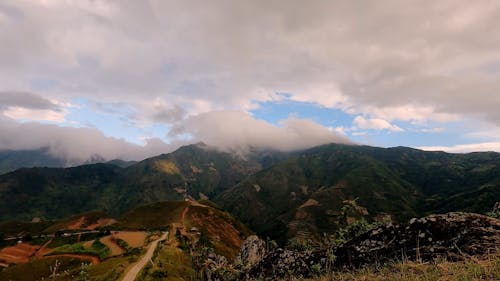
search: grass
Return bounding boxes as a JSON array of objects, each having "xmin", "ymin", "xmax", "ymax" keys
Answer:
[
  {"xmin": 155, "ymin": 160, "xmax": 181, "ymax": 175},
  {"xmin": 303, "ymin": 255, "xmax": 500, "ymax": 281},
  {"xmin": 52, "ymin": 238, "xmax": 111, "ymax": 260},
  {"xmin": 139, "ymin": 233, "xmax": 196, "ymax": 281},
  {"xmin": 88, "ymin": 256, "xmax": 133, "ymax": 281},
  {"xmin": 0, "ymin": 256, "xmax": 82, "ymax": 281},
  {"xmin": 118, "ymin": 201, "xmax": 188, "ymax": 229}
]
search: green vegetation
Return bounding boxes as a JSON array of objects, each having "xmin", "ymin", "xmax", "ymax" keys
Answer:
[
  {"xmin": 0, "ymin": 143, "xmax": 498, "ymax": 245},
  {"xmin": 216, "ymin": 144, "xmax": 500, "ymax": 243},
  {"xmin": 141, "ymin": 241, "xmax": 196, "ymax": 281},
  {"xmin": 0, "ymin": 220, "xmax": 56, "ymax": 236},
  {"xmin": 487, "ymin": 209, "xmax": 500, "ymax": 219},
  {"xmin": 0, "ymin": 257, "xmax": 82, "ymax": 281},
  {"xmin": 52, "ymin": 239, "xmax": 111, "ymax": 260},
  {"xmin": 0, "ymin": 147, "xmax": 66, "ymax": 175},
  {"xmin": 88, "ymin": 256, "xmax": 132, "ymax": 281},
  {"xmin": 304, "ymin": 255, "xmax": 500, "ymax": 281},
  {"xmin": 118, "ymin": 201, "xmax": 188, "ymax": 229},
  {"xmin": 0, "ymin": 144, "xmax": 266, "ymax": 221}
]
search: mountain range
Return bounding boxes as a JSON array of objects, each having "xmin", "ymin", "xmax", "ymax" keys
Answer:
[{"xmin": 0, "ymin": 142, "xmax": 498, "ymax": 243}]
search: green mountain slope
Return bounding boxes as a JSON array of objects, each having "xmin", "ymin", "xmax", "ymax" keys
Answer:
[
  {"xmin": 0, "ymin": 148, "xmax": 66, "ymax": 175},
  {"xmin": 215, "ymin": 144, "xmax": 500, "ymax": 242},
  {"xmin": 0, "ymin": 142, "xmax": 498, "ymax": 245},
  {"xmin": 0, "ymin": 144, "xmax": 264, "ymax": 220},
  {"xmin": 215, "ymin": 145, "xmax": 420, "ymax": 242}
]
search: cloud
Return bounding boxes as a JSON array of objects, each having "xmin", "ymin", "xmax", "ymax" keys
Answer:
[
  {"xmin": 0, "ymin": 91, "xmax": 68, "ymax": 122},
  {"xmin": 352, "ymin": 116, "xmax": 403, "ymax": 132},
  {"xmin": 0, "ymin": 116, "xmax": 174, "ymax": 164},
  {"xmin": 0, "ymin": 91, "xmax": 60, "ymax": 111},
  {"xmin": 169, "ymin": 111, "xmax": 352, "ymax": 153},
  {"xmin": 151, "ymin": 104, "xmax": 187, "ymax": 124},
  {"xmin": 418, "ymin": 142, "xmax": 500, "ymax": 153},
  {"xmin": 1, "ymin": 0, "xmax": 500, "ymax": 128},
  {"xmin": 0, "ymin": 111, "xmax": 352, "ymax": 163},
  {"xmin": 3, "ymin": 107, "xmax": 67, "ymax": 123}
]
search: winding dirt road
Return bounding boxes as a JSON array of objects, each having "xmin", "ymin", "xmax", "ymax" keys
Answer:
[{"xmin": 121, "ymin": 231, "xmax": 168, "ymax": 281}]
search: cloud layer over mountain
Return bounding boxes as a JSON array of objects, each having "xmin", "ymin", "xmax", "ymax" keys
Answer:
[{"xmin": 1, "ymin": 0, "xmax": 500, "ymax": 159}]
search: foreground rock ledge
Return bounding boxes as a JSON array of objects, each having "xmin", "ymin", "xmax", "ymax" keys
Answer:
[
  {"xmin": 246, "ymin": 212, "xmax": 500, "ymax": 280},
  {"xmin": 335, "ymin": 212, "xmax": 500, "ymax": 267}
]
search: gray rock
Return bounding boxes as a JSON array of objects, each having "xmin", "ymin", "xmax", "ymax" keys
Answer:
[
  {"xmin": 335, "ymin": 212, "xmax": 500, "ymax": 267},
  {"xmin": 493, "ymin": 202, "xmax": 500, "ymax": 213},
  {"xmin": 234, "ymin": 235, "xmax": 266, "ymax": 270}
]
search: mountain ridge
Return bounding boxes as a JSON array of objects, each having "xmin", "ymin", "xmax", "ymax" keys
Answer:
[{"xmin": 0, "ymin": 142, "xmax": 498, "ymax": 244}]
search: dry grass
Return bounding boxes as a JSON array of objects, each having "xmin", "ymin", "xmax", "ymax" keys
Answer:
[
  {"xmin": 304, "ymin": 255, "xmax": 500, "ymax": 281},
  {"xmin": 101, "ymin": 236, "xmax": 124, "ymax": 256},
  {"xmin": 141, "ymin": 232, "xmax": 195, "ymax": 281},
  {"xmin": 0, "ymin": 243, "xmax": 40, "ymax": 264},
  {"xmin": 113, "ymin": 231, "xmax": 147, "ymax": 248},
  {"xmin": 155, "ymin": 160, "xmax": 181, "ymax": 175}
]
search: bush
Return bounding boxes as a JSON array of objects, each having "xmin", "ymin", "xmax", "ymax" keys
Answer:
[
  {"xmin": 52, "ymin": 238, "xmax": 110, "ymax": 260},
  {"xmin": 486, "ymin": 211, "xmax": 500, "ymax": 219},
  {"xmin": 151, "ymin": 270, "xmax": 168, "ymax": 279}
]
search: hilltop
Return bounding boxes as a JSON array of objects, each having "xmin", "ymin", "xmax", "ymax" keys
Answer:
[
  {"xmin": 0, "ymin": 200, "xmax": 251, "ymax": 281},
  {"xmin": 0, "ymin": 142, "xmax": 498, "ymax": 244}
]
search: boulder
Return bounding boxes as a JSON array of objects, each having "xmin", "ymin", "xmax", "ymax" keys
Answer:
[
  {"xmin": 246, "ymin": 248, "xmax": 328, "ymax": 280},
  {"xmin": 334, "ymin": 212, "xmax": 500, "ymax": 267},
  {"xmin": 493, "ymin": 202, "xmax": 500, "ymax": 213},
  {"xmin": 234, "ymin": 235, "xmax": 266, "ymax": 270}
]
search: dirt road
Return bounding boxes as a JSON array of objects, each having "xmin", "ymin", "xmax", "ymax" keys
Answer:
[{"xmin": 121, "ymin": 231, "xmax": 168, "ymax": 281}]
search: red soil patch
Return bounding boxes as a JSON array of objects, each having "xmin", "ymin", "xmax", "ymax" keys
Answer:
[
  {"xmin": 83, "ymin": 240, "xmax": 94, "ymax": 248},
  {"xmin": 66, "ymin": 216, "xmax": 86, "ymax": 230},
  {"xmin": 34, "ymin": 240, "xmax": 53, "ymax": 258},
  {"xmin": 182, "ymin": 206, "xmax": 190, "ymax": 221},
  {"xmin": 113, "ymin": 231, "xmax": 147, "ymax": 248},
  {"xmin": 86, "ymin": 218, "xmax": 117, "ymax": 230},
  {"xmin": 101, "ymin": 236, "xmax": 123, "ymax": 256},
  {"xmin": 189, "ymin": 209, "xmax": 245, "ymax": 259},
  {"xmin": 81, "ymin": 235, "xmax": 124, "ymax": 256},
  {"xmin": 0, "ymin": 243, "xmax": 40, "ymax": 264}
]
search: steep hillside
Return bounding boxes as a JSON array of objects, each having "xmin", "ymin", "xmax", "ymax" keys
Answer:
[
  {"xmin": 0, "ymin": 200, "xmax": 251, "ymax": 281},
  {"xmin": 118, "ymin": 200, "xmax": 251, "ymax": 258},
  {"xmin": 0, "ymin": 142, "xmax": 498, "ymax": 242},
  {"xmin": 357, "ymin": 146, "xmax": 500, "ymax": 214},
  {"xmin": 216, "ymin": 144, "xmax": 500, "ymax": 242},
  {"xmin": 0, "ymin": 143, "xmax": 265, "ymax": 220},
  {"xmin": 118, "ymin": 143, "xmax": 262, "ymax": 211},
  {"xmin": 216, "ymin": 146, "xmax": 420, "ymax": 242},
  {"xmin": 0, "ymin": 164, "xmax": 124, "ymax": 221},
  {"xmin": 0, "ymin": 148, "xmax": 66, "ymax": 175}
]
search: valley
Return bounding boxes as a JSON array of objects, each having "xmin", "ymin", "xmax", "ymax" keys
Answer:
[{"xmin": 0, "ymin": 143, "xmax": 499, "ymax": 280}]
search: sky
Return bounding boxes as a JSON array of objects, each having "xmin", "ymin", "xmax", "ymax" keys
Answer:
[{"xmin": 1, "ymin": 0, "xmax": 500, "ymax": 162}]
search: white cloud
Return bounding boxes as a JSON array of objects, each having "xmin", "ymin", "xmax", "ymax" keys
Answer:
[
  {"xmin": 0, "ymin": 116, "xmax": 176, "ymax": 164},
  {"xmin": 3, "ymin": 107, "xmax": 67, "ymax": 123},
  {"xmin": 169, "ymin": 111, "xmax": 352, "ymax": 154},
  {"xmin": 1, "ymin": 0, "xmax": 500, "ymax": 127},
  {"xmin": 418, "ymin": 142, "xmax": 500, "ymax": 153},
  {"xmin": 352, "ymin": 116, "xmax": 403, "ymax": 132},
  {"xmin": 0, "ymin": 111, "xmax": 352, "ymax": 163},
  {"xmin": 1, "ymin": 0, "xmax": 500, "ymax": 156}
]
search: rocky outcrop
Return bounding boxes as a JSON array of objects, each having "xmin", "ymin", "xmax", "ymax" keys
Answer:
[
  {"xmin": 234, "ymin": 235, "xmax": 266, "ymax": 270},
  {"xmin": 335, "ymin": 212, "xmax": 500, "ymax": 267},
  {"xmin": 241, "ymin": 212, "xmax": 499, "ymax": 280},
  {"xmin": 246, "ymin": 248, "xmax": 328, "ymax": 280},
  {"xmin": 195, "ymin": 248, "xmax": 231, "ymax": 281},
  {"xmin": 493, "ymin": 202, "xmax": 500, "ymax": 213}
]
